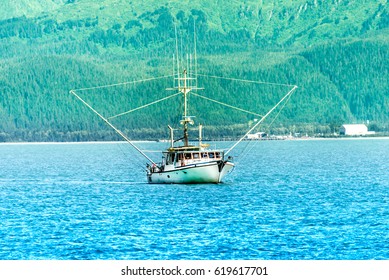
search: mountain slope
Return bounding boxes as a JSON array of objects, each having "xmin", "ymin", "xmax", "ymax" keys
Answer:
[
  {"xmin": 0, "ymin": 0, "xmax": 388, "ymax": 141},
  {"xmin": 44, "ymin": 0, "xmax": 388, "ymax": 46},
  {"xmin": 0, "ymin": 0, "xmax": 66, "ymax": 20}
]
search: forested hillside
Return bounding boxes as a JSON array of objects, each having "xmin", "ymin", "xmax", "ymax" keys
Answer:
[{"xmin": 0, "ymin": 0, "xmax": 388, "ymax": 141}]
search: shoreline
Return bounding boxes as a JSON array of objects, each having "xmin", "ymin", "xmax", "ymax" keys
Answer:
[
  {"xmin": 1, "ymin": 136, "xmax": 389, "ymax": 145},
  {"xmin": 0, "ymin": 140, "xmax": 154, "ymax": 145}
]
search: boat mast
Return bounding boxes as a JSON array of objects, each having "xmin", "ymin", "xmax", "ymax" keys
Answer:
[
  {"xmin": 179, "ymin": 69, "xmax": 193, "ymax": 147},
  {"xmin": 171, "ymin": 25, "xmax": 202, "ymax": 148}
]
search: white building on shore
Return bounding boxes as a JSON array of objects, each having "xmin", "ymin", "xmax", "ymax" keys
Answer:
[
  {"xmin": 339, "ymin": 124, "xmax": 375, "ymax": 136},
  {"xmin": 247, "ymin": 132, "xmax": 267, "ymax": 139}
]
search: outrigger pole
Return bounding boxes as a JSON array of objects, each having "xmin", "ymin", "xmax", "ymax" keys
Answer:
[
  {"xmin": 225, "ymin": 85, "xmax": 298, "ymax": 156},
  {"xmin": 69, "ymin": 90, "xmax": 157, "ymax": 165}
]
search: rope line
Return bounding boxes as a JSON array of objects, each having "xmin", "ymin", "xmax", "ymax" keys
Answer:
[
  {"xmin": 70, "ymin": 90, "xmax": 156, "ymax": 165},
  {"xmin": 116, "ymin": 141, "xmax": 148, "ymax": 172},
  {"xmin": 264, "ymin": 90, "xmax": 294, "ymax": 132},
  {"xmin": 191, "ymin": 92, "xmax": 263, "ymax": 117},
  {"xmin": 108, "ymin": 92, "xmax": 181, "ymax": 120},
  {"xmin": 232, "ymin": 88, "xmax": 295, "ymax": 164},
  {"xmin": 225, "ymin": 85, "xmax": 298, "ymax": 156},
  {"xmin": 197, "ymin": 73, "xmax": 295, "ymax": 88},
  {"xmin": 235, "ymin": 140, "xmax": 256, "ymax": 165},
  {"xmin": 71, "ymin": 75, "xmax": 174, "ymax": 93}
]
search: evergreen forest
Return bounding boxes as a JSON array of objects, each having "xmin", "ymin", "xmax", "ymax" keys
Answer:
[{"xmin": 0, "ymin": 0, "xmax": 388, "ymax": 142}]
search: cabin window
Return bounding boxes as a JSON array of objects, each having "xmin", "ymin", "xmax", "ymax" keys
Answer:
[
  {"xmin": 167, "ymin": 153, "xmax": 175, "ymax": 164},
  {"xmin": 185, "ymin": 153, "xmax": 192, "ymax": 159},
  {"xmin": 178, "ymin": 153, "xmax": 183, "ymax": 160},
  {"xmin": 215, "ymin": 152, "xmax": 221, "ymax": 158},
  {"xmin": 193, "ymin": 153, "xmax": 200, "ymax": 159},
  {"xmin": 201, "ymin": 152, "xmax": 208, "ymax": 158},
  {"xmin": 209, "ymin": 152, "xmax": 215, "ymax": 159}
]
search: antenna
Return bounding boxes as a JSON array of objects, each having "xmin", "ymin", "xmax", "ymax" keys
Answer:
[
  {"xmin": 172, "ymin": 54, "xmax": 175, "ymax": 88},
  {"xmin": 194, "ymin": 20, "xmax": 198, "ymax": 89},
  {"xmin": 186, "ymin": 53, "xmax": 189, "ymax": 75},
  {"xmin": 175, "ymin": 24, "xmax": 180, "ymax": 88},
  {"xmin": 189, "ymin": 53, "xmax": 192, "ymax": 88}
]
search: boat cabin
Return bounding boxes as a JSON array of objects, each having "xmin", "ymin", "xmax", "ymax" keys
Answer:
[{"xmin": 162, "ymin": 150, "xmax": 223, "ymax": 170}]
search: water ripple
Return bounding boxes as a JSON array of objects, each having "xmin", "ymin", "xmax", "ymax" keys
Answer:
[{"xmin": 0, "ymin": 140, "xmax": 388, "ymax": 259}]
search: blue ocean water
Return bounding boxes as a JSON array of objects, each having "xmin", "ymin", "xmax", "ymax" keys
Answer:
[{"xmin": 0, "ymin": 139, "xmax": 388, "ymax": 260}]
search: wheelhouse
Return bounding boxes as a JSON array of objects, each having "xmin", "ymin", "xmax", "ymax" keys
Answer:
[{"xmin": 163, "ymin": 149, "xmax": 223, "ymax": 168}]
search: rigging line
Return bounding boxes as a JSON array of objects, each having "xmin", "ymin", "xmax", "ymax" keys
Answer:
[
  {"xmin": 70, "ymin": 90, "xmax": 156, "ymax": 165},
  {"xmin": 116, "ymin": 141, "xmax": 147, "ymax": 172},
  {"xmin": 235, "ymin": 140, "xmax": 256, "ymax": 165},
  {"xmin": 236, "ymin": 91, "xmax": 294, "ymax": 164},
  {"xmin": 191, "ymin": 92, "xmax": 263, "ymax": 117},
  {"xmin": 71, "ymin": 75, "xmax": 174, "ymax": 93},
  {"xmin": 197, "ymin": 73, "xmax": 295, "ymax": 88},
  {"xmin": 107, "ymin": 92, "xmax": 182, "ymax": 120},
  {"xmin": 233, "ymin": 138, "xmax": 253, "ymax": 165},
  {"xmin": 225, "ymin": 85, "xmax": 298, "ymax": 156},
  {"xmin": 234, "ymin": 121, "xmax": 262, "ymax": 165},
  {"xmin": 264, "ymin": 91, "xmax": 294, "ymax": 132}
]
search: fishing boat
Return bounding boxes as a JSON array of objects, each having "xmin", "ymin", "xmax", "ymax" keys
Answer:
[
  {"xmin": 70, "ymin": 45, "xmax": 297, "ymax": 184},
  {"xmin": 145, "ymin": 69, "xmax": 234, "ymax": 183}
]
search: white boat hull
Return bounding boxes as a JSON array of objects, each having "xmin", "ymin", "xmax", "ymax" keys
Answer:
[{"xmin": 147, "ymin": 161, "xmax": 234, "ymax": 184}]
